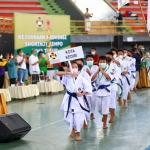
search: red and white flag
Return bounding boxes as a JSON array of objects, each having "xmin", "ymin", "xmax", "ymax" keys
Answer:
[{"xmin": 118, "ymin": 0, "xmax": 130, "ymax": 10}]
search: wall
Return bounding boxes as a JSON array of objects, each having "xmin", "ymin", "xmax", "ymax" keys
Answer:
[
  {"xmin": 0, "ymin": 33, "xmax": 14, "ymax": 56},
  {"xmin": 74, "ymin": 0, "xmax": 117, "ymax": 20},
  {"xmin": 75, "ymin": 42, "xmax": 150, "ymax": 55}
]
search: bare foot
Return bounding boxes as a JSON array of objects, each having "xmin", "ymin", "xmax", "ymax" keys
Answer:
[
  {"xmin": 90, "ymin": 113, "xmax": 95, "ymax": 120},
  {"xmin": 123, "ymin": 105, "xmax": 127, "ymax": 108},
  {"xmin": 109, "ymin": 118, "xmax": 114, "ymax": 123},
  {"xmin": 76, "ymin": 133, "xmax": 82, "ymax": 141},
  {"xmin": 133, "ymin": 87, "xmax": 137, "ymax": 92},
  {"xmin": 103, "ymin": 125, "xmax": 108, "ymax": 129},
  {"xmin": 83, "ymin": 121, "xmax": 88, "ymax": 129},
  {"xmin": 70, "ymin": 128, "xmax": 75, "ymax": 138},
  {"xmin": 102, "ymin": 117, "xmax": 104, "ymax": 122}
]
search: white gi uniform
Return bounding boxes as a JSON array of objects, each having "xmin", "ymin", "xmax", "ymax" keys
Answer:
[
  {"xmin": 121, "ymin": 59, "xmax": 131, "ymax": 100},
  {"xmin": 128, "ymin": 57, "xmax": 136, "ymax": 90},
  {"xmin": 109, "ymin": 62, "xmax": 121, "ymax": 109},
  {"xmin": 96, "ymin": 67, "xmax": 114, "ymax": 115},
  {"xmin": 79, "ymin": 68, "xmax": 91, "ymax": 120},
  {"xmin": 60, "ymin": 74, "xmax": 92, "ymax": 132},
  {"xmin": 115, "ymin": 57, "xmax": 123, "ymax": 97},
  {"xmin": 82, "ymin": 65, "xmax": 99, "ymax": 114}
]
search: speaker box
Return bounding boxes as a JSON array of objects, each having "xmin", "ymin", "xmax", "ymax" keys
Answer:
[
  {"xmin": 113, "ymin": 35, "xmax": 123, "ymax": 49},
  {"xmin": 0, "ymin": 113, "xmax": 31, "ymax": 143}
]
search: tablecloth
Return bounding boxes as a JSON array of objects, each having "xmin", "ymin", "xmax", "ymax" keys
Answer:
[
  {"xmin": 0, "ymin": 93, "xmax": 8, "ymax": 114},
  {"xmin": 0, "ymin": 89, "xmax": 11, "ymax": 102},
  {"xmin": 8, "ymin": 84, "xmax": 39, "ymax": 99},
  {"xmin": 37, "ymin": 80, "xmax": 64, "ymax": 93}
]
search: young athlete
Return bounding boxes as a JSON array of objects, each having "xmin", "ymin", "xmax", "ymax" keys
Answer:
[
  {"xmin": 111, "ymin": 49, "xmax": 123, "ymax": 106},
  {"xmin": 127, "ymin": 50, "xmax": 136, "ymax": 98},
  {"xmin": 82, "ymin": 55, "xmax": 99, "ymax": 120},
  {"xmin": 118, "ymin": 50, "xmax": 131, "ymax": 108},
  {"xmin": 92, "ymin": 56, "xmax": 114, "ymax": 129},
  {"xmin": 57, "ymin": 61, "xmax": 92, "ymax": 141},
  {"xmin": 75, "ymin": 59, "xmax": 91, "ymax": 128},
  {"xmin": 106, "ymin": 52, "xmax": 121, "ymax": 123}
]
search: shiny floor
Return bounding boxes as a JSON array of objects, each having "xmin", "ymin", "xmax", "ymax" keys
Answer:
[{"xmin": 1, "ymin": 89, "xmax": 150, "ymax": 150}]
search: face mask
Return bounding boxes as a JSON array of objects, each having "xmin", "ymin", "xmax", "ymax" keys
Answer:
[
  {"xmin": 77, "ymin": 64, "xmax": 83, "ymax": 71},
  {"xmin": 106, "ymin": 57, "xmax": 112, "ymax": 63},
  {"xmin": 87, "ymin": 61, "xmax": 93, "ymax": 67},
  {"xmin": 0, "ymin": 55, "xmax": 3, "ymax": 59},
  {"xmin": 124, "ymin": 53, "xmax": 127, "ymax": 57},
  {"xmin": 113, "ymin": 54, "xmax": 117, "ymax": 59},
  {"xmin": 11, "ymin": 55, "xmax": 13, "ymax": 59},
  {"xmin": 91, "ymin": 52, "xmax": 95, "ymax": 55},
  {"xmin": 72, "ymin": 68, "xmax": 78, "ymax": 74},
  {"xmin": 118, "ymin": 55, "xmax": 123, "ymax": 59},
  {"xmin": 99, "ymin": 63, "xmax": 107, "ymax": 69},
  {"xmin": 21, "ymin": 52, "xmax": 24, "ymax": 56}
]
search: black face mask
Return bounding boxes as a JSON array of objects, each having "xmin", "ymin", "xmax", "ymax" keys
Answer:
[
  {"xmin": 77, "ymin": 64, "xmax": 83, "ymax": 71},
  {"xmin": 106, "ymin": 57, "xmax": 112, "ymax": 63}
]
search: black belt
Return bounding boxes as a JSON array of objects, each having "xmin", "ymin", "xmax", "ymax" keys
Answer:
[{"xmin": 66, "ymin": 91, "xmax": 90, "ymax": 118}]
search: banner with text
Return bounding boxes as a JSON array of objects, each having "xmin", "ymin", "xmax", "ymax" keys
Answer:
[
  {"xmin": 48, "ymin": 46, "xmax": 84, "ymax": 64},
  {"xmin": 14, "ymin": 13, "xmax": 70, "ymax": 54}
]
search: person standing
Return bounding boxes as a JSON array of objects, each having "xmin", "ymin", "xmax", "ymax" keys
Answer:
[
  {"xmin": 29, "ymin": 49, "xmax": 40, "ymax": 84},
  {"xmin": 0, "ymin": 55, "xmax": 7, "ymax": 88},
  {"xmin": 115, "ymin": 10, "xmax": 123, "ymax": 34},
  {"xmin": 38, "ymin": 51, "xmax": 47, "ymax": 76},
  {"xmin": 84, "ymin": 8, "xmax": 93, "ymax": 32},
  {"xmin": 6, "ymin": 53, "xmax": 18, "ymax": 85},
  {"xmin": 17, "ymin": 49, "xmax": 27, "ymax": 84},
  {"xmin": 132, "ymin": 48, "xmax": 142, "ymax": 91},
  {"xmin": 91, "ymin": 48, "xmax": 99, "ymax": 65}
]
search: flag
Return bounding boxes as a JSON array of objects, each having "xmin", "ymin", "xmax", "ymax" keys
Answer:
[
  {"xmin": 118, "ymin": 0, "xmax": 130, "ymax": 10},
  {"xmin": 147, "ymin": 0, "xmax": 150, "ymax": 34}
]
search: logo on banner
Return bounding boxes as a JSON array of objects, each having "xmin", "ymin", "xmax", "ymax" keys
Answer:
[
  {"xmin": 36, "ymin": 17, "xmax": 43, "ymax": 27},
  {"xmin": 50, "ymin": 52, "xmax": 57, "ymax": 59}
]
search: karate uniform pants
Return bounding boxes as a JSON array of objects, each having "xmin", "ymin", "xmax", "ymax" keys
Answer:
[
  {"xmin": 122, "ymin": 82, "xmax": 130, "ymax": 100},
  {"xmin": 130, "ymin": 75, "xmax": 136, "ymax": 90},
  {"xmin": 64, "ymin": 112, "xmax": 84, "ymax": 132},
  {"xmin": 88, "ymin": 91, "xmax": 96, "ymax": 114},
  {"xmin": 97, "ymin": 96, "xmax": 110, "ymax": 115},
  {"xmin": 110, "ymin": 90, "xmax": 117, "ymax": 109}
]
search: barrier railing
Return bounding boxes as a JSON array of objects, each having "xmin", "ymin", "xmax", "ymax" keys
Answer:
[
  {"xmin": 70, "ymin": 20, "xmax": 147, "ymax": 34},
  {"xmin": 0, "ymin": 17, "xmax": 147, "ymax": 35}
]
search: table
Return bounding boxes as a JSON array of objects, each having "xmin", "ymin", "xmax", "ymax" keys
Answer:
[
  {"xmin": 0, "ymin": 93, "xmax": 8, "ymax": 114},
  {"xmin": 0, "ymin": 89, "xmax": 11, "ymax": 102},
  {"xmin": 8, "ymin": 84, "xmax": 39, "ymax": 99},
  {"xmin": 37, "ymin": 80, "xmax": 64, "ymax": 93}
]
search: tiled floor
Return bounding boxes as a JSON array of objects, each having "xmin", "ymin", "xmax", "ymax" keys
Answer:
[{"xmin": 0, "ymin": 89, "xmax": 150, "ymax": 150}]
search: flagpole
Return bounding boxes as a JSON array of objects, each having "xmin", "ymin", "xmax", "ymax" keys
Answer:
[{"xmin": 138, "ymin": 0, "xmax": 150, "ymax": 38}]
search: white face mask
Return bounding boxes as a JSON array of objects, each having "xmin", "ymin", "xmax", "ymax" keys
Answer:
[
  {"xmin": 91, "ymin": 51, "xmax": 96, "ymax": 55},
  {"xmin": 21, "ymin": 52, "xmax": 24, "ymax": 56},
  {"xmin": 124, "ymin": 53, "xmax": 127, "ymax": 57},
  {"xmin": 113, "ymin": 54, "xmax": 117, "ymax": 59},
  {"xmin": 11, "ymin": 55, "xmax": 13, "ymax": 59},
  {"xmin": 0, "ymin": 55, "xmax": 3, "ymax": 59},
  {"xmin": 118, "ymin": 55, "xmax": 123, "ymax": 59},
  {"xmin": 72, "ymin": 68, "xmax": 78, "ymax": 74},
  {"xmin": 99, "ymin": 63, "xmax": 107, "ymax": 69}
]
